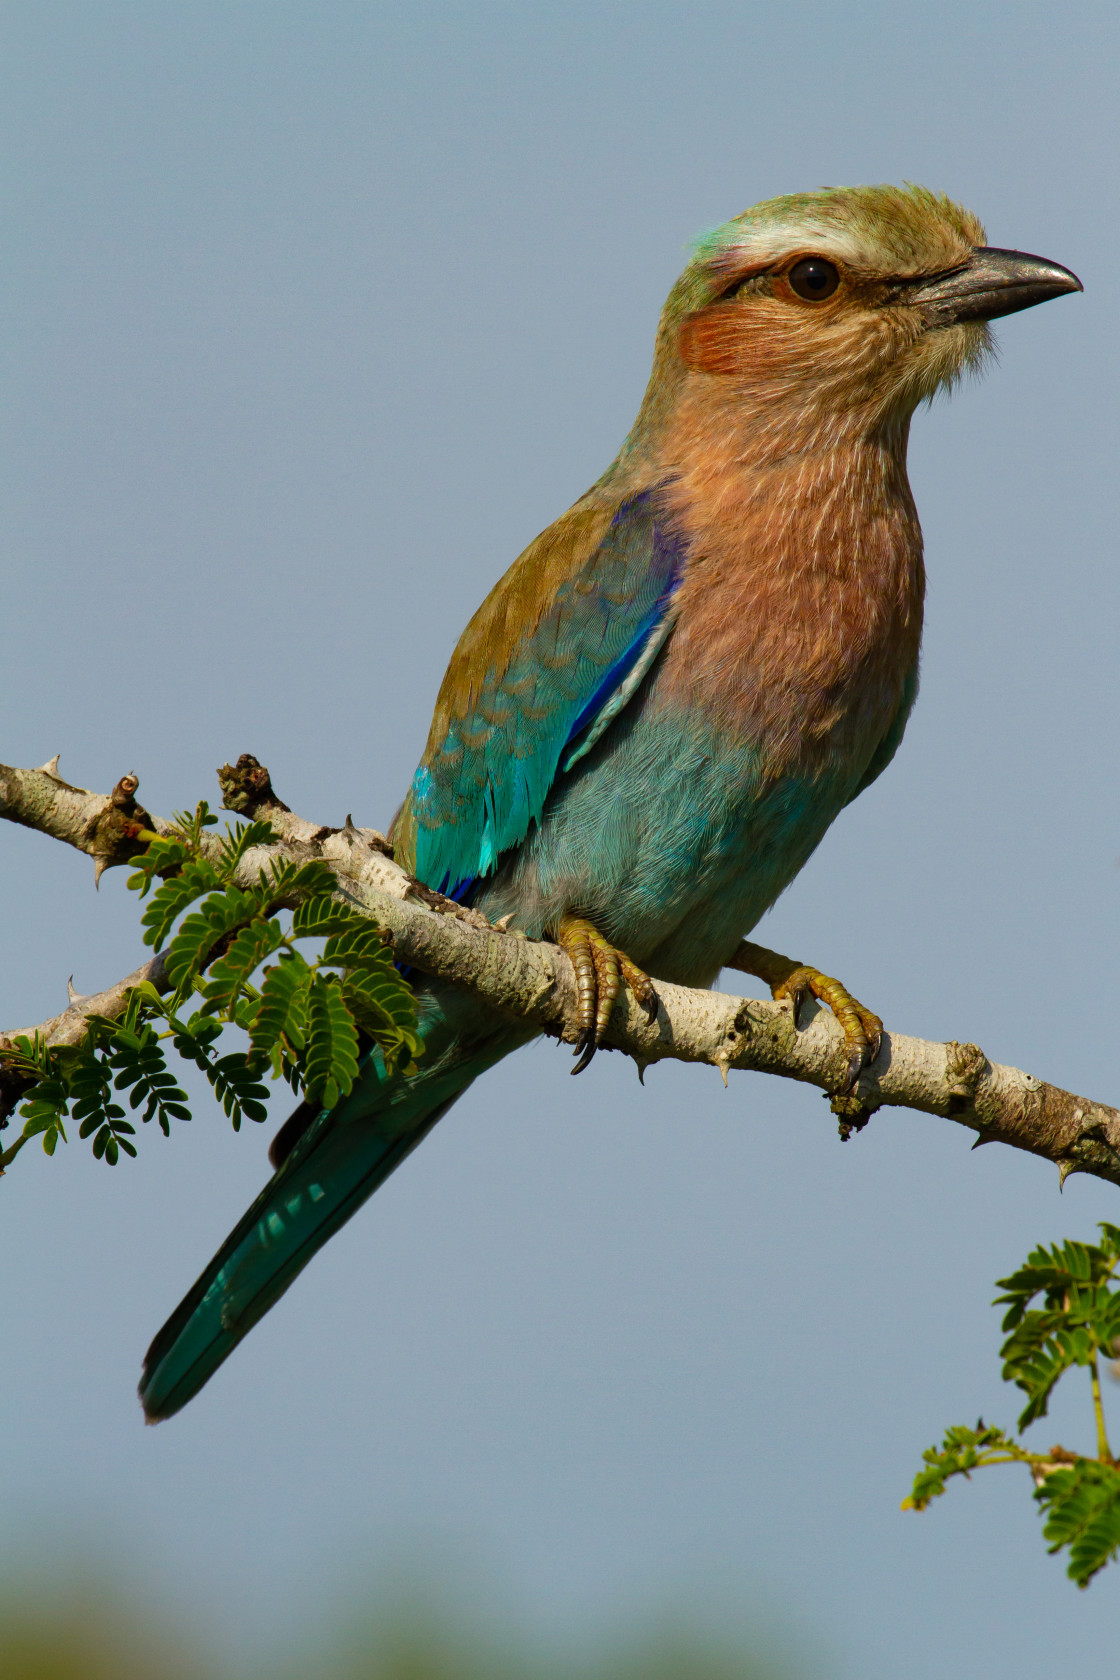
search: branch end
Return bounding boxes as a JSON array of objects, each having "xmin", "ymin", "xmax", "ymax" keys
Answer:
[{"xmin": 217, "ymin": 754, "xmax": 291, "ymax": 817}]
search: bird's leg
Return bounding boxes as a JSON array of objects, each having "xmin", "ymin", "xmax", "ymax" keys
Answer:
[
  {"xmin": 552, "ymin": 915, "xmax": 657, "ymax": 1075},
  {"xmin": 729, "ymin": 940, "xmax": 883, "ymax": 1095}
]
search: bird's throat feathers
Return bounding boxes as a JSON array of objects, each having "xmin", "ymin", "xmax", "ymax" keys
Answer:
[{"xmin": 649, "ymin": 419, "xmax": 924, "ymax": 777}]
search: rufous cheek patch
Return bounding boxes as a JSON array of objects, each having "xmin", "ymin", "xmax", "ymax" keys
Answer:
[
  {"xmin": 678, "ymin": 306, "xmax": 752, "ymax": 374},
  {"xmin": 677, "ymin": 306, "xmax": 797, "ymax": 377}
]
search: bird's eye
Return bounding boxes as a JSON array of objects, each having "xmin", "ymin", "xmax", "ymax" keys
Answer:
[{"xmin": 787, "ymin": 257, "xmax": 840, "ymax": 302}]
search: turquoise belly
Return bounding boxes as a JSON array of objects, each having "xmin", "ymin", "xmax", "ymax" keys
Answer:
[{"xmin": 474, "ymin": 702, "xmax": 862, "ymax": 989}]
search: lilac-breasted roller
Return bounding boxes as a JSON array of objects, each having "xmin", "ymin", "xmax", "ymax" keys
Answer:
[{"xmin": 140, "ymin": 184, "xmax": 1080, "ymax": 1420}]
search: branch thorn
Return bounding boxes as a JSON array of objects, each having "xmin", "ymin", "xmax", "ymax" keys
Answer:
[{"xmin": 36, "ymin": 754, "xmax": 62, "ymax": 778}]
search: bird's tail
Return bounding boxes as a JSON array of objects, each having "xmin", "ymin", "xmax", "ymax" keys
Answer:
[{"xmin": 139, "ymin": 987, "xmax": 530, "ymax": 1421}]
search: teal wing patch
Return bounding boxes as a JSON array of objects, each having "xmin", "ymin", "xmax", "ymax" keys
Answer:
[{"xmin": 408, "ymin": 489, "xmax": 685, "ymax": 895}]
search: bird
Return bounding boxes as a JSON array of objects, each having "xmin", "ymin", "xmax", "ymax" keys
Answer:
[{"xmin": 139, "ymin": 183, "xmax": 1080, "ymax": 1421}]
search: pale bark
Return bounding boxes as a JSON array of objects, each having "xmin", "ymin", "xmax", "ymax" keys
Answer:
[{"xmin": 2, "ymin": 755, "xmax": 1118, "ymax": 1190}]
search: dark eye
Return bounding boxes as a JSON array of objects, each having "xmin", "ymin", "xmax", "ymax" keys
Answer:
[{"xmin": 788, "ymin": 257, "xmax": 840, "ymax": 301}]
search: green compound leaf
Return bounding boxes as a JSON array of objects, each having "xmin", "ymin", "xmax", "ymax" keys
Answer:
[
  {"xmin": 168, "ymin": 1012, "xmax": 225, "ymax": 1069},
  {"xmin": 319, "ymin": 919, "xmax": 393, "ymax": 970},
  {"xmin": 1035, "ymin": 1460, "xmax": 1120, "ymax": 1588},
  {"xmin": 1082, "ymin": 1294, "xmax": 1120, "ymax": 1351},
  {"xmin": 289, "ymin": 895, "xmax": 366, "ymax": 940},
  {"xmin": 18, "ymin": 1082, "xmax": 70, "ymax": 1154},
  {"xmin": 11, "ymin": 1032, "xmax": 146, "ymax": 1163},
  {"xmin": 337, "ymin": 955, "xmax": 414, "ymax": 1023},
  {"xmin": 8, "ymin": 1032, "xmax": 63, "ymax": 1148},
  {"xmin": 70, "ymin": 1054, "xmax": 124, "ymax": 1130},
  {"xmin": 214, "ymin": 819, "xmax": 277, "ymax": 878},
  {"xmin": 127, "ymin": 810, "xmax": 275, "ymax": 915},
  {"xmin": 264, "ymin": 858, "xmax": 338, "ymax": 903},
  {"xmin": 249, "ymin": 956, "xmax": 313, "ymax": 1060},
  {"xmin": 5, "ymin": 1033, "xmax": 53, "ymax": 1078},
  {"xmin": 107, "ymin": 1026, "xmax": 192, "ymax": 1135},
  {"xmin": 165, "ymin": 887, "xmax": 264, "ymax": 994},
  {"xmin": 121, "ymin": 980, "xmax": 172, "ymax": 1019},
  {"xmin": 341, "ymin": 973, "xmax": 422, "ymax": 1072},
  {"xmin": 996, "ymin": 1237, "xmax": 1120, "ymax": 1332},
  {"xmin": 19, "ymin": 1092, "xmax": 67, "ymax": 1134},
  {"xmin": 995, "ymin": 1232, "xmax": 1120, "ymax": 1431},
  {"xmin": 202, "ymin": 918, "xmax": 285, "ymax": 1013},
  {"xmin": 169, "ymin": 801, "xmax": 220, "ymax": 849},
  {"xmin": 903, "ymin": 1421, "xmax": 1022, "ymax": 1512},
  {"xmin": 303, "ymin": 975, "xmax": 360, "ymax": 1111},
  {"xmin": 140, "ymin": 858, "xmax": 223, "ymax": 950},
  {"xmin": 1001, "ymin": 1320, "xmax": 1093, "ymax": 1431},
  {"xmin": 61, "ymin": 1045, "xmax": 140, "ymax": 1165},
  {"xmin": 228, "ymin": 994, "xmax": 261, "ymax": 1034},
  {"xmin": 126, "ymin": 833, "xmax": 192, "ymax": 897},
  {"xmin": 317, "ymin": 916, "xmax": 418, "ymax": 1068},
  {"xmin": 40, "ymin": 1120, "xmax": 64, "ymax": 1156},
  {"xmin": 89, "ymin": 1118, "xmax": 138, "ymax": 1163},
  {"xmin": 202, "ymin": 1053, "xmax": 270, "ymax": 1131}
]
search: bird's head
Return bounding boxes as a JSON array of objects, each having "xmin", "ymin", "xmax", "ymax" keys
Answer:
[{"xmin": 638, "ymin": 184, "xmax": 1080, "ymax": 452}]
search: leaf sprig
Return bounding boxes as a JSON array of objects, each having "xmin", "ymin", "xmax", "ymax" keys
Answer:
[
  {"xmin": 905, "ymin": 1224, "xmax": 1120, "ymax": 1588},
  {"xmin": 1, "ymin": 803, "xmax": 420, "ymax": 1169}
]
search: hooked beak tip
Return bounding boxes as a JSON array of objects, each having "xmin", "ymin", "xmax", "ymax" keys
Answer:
[{"xmin": 913, "ymin": 246, "xmax": 1082, "ymax": 326}]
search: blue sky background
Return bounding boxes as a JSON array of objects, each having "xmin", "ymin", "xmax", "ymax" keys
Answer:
[{"xmin": 1, "ymin": 3, "xmax": 1118, "ymax": 1674}]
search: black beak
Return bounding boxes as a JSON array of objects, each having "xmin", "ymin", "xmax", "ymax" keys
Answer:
[{"xmin": 908, "ymin": 247, "xmax": 1082, "ymax": 326}]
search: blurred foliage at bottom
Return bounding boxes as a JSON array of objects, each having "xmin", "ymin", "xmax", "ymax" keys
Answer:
[{"xmin": 0, "ymin": 1582, "xmax": 809, "ymax": 1680}]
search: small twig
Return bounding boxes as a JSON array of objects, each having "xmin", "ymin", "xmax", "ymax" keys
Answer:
[
  {"xmin": 0, "ymin": 953, "xmax": 173, "ymax": 1130},
  {"xmin": 1091, "ymin": 1357, "xmax": 1114, "ymax": 1463}
]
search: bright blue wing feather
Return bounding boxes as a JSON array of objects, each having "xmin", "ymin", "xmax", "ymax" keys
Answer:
[{"xmin": 410, "ymin": 490, "xmax": 685, "ymax": 895}]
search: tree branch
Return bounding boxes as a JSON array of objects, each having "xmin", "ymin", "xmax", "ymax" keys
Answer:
[{"xmin": 3, "ymin": 754, "xmax": 1119, "ymax": 1190}]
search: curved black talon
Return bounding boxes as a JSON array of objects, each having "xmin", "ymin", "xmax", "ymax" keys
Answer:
[
  {"xmin": 840, "ymin": 1025, "xmax": 883, "ymax": 1097},
  {"xmin": 843, "ymin": 1047, "xmax": 865, "ymax": 1095},
  {"xmin": 571, "ymin": 1030, "xmax": 597, "ymax": 1076},
  {"xmin": 554, "ymin": 915, "xmax": 654, "ymax": 1077}
]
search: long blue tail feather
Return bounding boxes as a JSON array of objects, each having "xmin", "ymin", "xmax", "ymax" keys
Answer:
[{"xmin": 140, "ymin": 990, "xmax": 529, "ymax": 1421}]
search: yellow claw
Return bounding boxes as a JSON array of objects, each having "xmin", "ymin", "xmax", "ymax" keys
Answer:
[
  {"xmin": 730, "ymin": 940, "xmax": 883, "ymax": 1096},
  {"xmin": 553, "ymin": 915, "xmax": 657, "ymax": 1074}
]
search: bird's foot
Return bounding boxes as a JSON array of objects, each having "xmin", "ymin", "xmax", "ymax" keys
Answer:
[
  {"xmin": 553, "ymin": 915, "xmax": 657, "ymax": 1075},
  {"xmin": 773, "ymin": 965, "xmax": 883, "ymax": 1095},
  {"xmin": 730, "ymin": 940, "xmax": 882, "ymax": 1096}
]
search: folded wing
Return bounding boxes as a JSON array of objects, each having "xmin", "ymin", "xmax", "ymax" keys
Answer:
[{"xmin": 394, "ymin": 486, "xmax": 686, "ymax": 897}]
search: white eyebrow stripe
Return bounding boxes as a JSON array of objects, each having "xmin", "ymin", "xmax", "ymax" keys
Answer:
[{"xmin": 713, "ymin": 221, "xmax": 870, "ymax": 269}]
